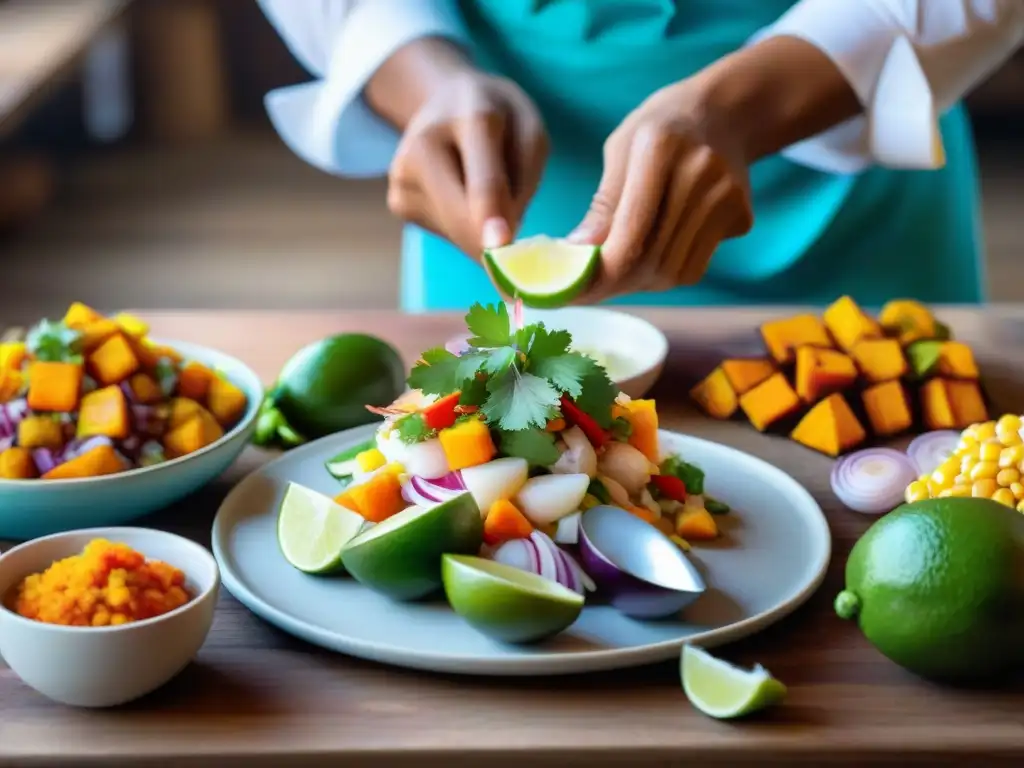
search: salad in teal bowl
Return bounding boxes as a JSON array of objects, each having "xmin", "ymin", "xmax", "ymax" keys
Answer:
[{"xmin": 0, "ymin": 303, "xmax": 263, "ymax": 540}]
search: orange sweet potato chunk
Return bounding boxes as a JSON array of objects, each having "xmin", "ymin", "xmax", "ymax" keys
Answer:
[
  {"xmin": 823, "ymin": 296, "xmax": 883, "ymax": 352},
  {"xmin": 790, "ymin": 393, "xmax": 866, "ymax": 457},
  {"xmin": 129, "ymin": 373, "xmax": 163, "ymax": 405},
  {"xmin": 851, "ymin": 338, "xmax": 907, "ymax": 384},
  {"xmin": 0, "ymin": 447, "xmax": 37, "ymax": 479},
  {"xmin": 79, "ymin": 318, "xmax": 121, "ymax": 353},
  {"xmin": 62, "ymin": 302, "xmax": 105, "ymax": 330},
  {"xmin": 760, "ymin": 314, "xmax": 832, "ymax": 365},
  {"xmin": 690, "ymin": 368, "xmax": 738, "ymax": 420},
  {"xmin": 207, "ymin": 376, "xmax": 248, "ymax": 428},
  {"xmin": 720, "ymin": 358, "xmax": 776, "ymax": 396},
  {"xmin": 78, "ymin": 385, "xmax": 131, "ymax": 440},
  {"xmin": 676, "ymin": 507, "xmax": 719, "ymax": 541},
  {"xmin": 878, "ymin": 299, "xmax": 937, "ymax": 345},
  {"xmin": 920, "ymin": 378, "xmax": 956, "ymax": 431},
  {"xmin": 947, "ymin": 379, "xmax": 988, "ymax": 428},
  {"xmin": 163, "ymin": 410, "xmax": 224, "ymax": 459},
  {"xmin": 177, "ymin": 361, "xmax": 215, "ymax": 402},
  {"xmin": 794, "ymin": 346, "xmax": 857, "ymax": 403},
  {"xmin": 936, "ymin": 341, "xmax": 979, "ymax": 380},
  {"xmin": 27, "ymin": 361, "xmax": 83, "ymax": 413},
  {"xmin": 738, "ymin": 372, "xmax": 801, "ymax": 432},
  {"xmin": 42, "ymin": 445, "xmax": 125, "ymax": 479},
  {"xmin": 88, "ymin": 333, "xmax": 140, "ymax": 386},
  {"xmin": 861, "ymin": 380, "xmax": 913, "ymax": 437}
]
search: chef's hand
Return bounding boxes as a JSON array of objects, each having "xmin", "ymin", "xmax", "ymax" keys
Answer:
[
  {"xmin": 569, "ymin": 79, "xmax": 754, "ymax": 303},
  {"xmin": 368, "ymin": 41, "xmax": 548, "ymax": 258}
]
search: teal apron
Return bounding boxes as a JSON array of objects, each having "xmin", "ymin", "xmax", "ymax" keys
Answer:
[{"xmin": 401, "ymin": 0, "xmax": 987, "ymax": 312}]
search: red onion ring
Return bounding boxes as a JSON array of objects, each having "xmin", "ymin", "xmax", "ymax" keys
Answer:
[
  {"xmin": 831, "ymin": 448, "xmax": 919, "ymax": 515},
  {"xmin": 906, "ymin": 430, "xmax": 961, "ymax": 475}
]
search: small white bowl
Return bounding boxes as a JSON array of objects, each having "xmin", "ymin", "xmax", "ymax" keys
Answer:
[
  {"xmin": 0, "ymin": 527, "xmax": 219, "ymax": 707},
  {"xmin": 521, "ymin": 307, "xmax": 668, "ymax": 398}
]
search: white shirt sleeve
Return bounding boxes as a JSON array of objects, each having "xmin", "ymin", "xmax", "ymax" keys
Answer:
[
  {"xmin": 753, "ymin": 0, "xmax": 1024, "ymax": 174},
  {"xmin": 256, "ymin": 0, "xmax": 468, "ymax": 178}
]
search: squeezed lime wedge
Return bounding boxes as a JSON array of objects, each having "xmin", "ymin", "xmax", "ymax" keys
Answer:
[
  {"xmin": 277, "ymin": 482, "xmax": 365, "ymax": 575},
  {"xmin": 681, "ymin": 645, "xmax": 787, "ymax": 719},
  {"xmin": 484, "ymin": 235, "xmax": 599, "ymax": 309}
]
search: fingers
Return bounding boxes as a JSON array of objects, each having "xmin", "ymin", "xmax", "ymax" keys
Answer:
[
  {"xmin": 568, "ymin": 135, "xmax": 629, "ymax": 247},
  {"xmin": 456, "ymin": 115, "xmax": 515, "ymax": 251},
  {"xmin": 506, "ymin": 102, "xmax": 548, "ymax": 232}
]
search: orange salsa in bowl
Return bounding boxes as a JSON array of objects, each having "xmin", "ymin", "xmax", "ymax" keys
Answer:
[{"xmin": 7, "ymin": 538, "xmax": 193, "ymax": 627}]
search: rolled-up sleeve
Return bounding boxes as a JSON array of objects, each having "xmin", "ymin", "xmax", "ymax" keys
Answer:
[
  {"xmin": 753, "ymin": 0, "xmax": 1024, "ymax": 174},
  {"xmin": 257, "ymin": 0, "xmax": 468, "ymax": 177}
]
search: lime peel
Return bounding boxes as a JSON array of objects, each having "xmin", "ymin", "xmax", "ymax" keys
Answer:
[
  {"xmin": 277, "ymin": 482, "xmax": 365, "ymax": 575},
  {"xmin": 681, "ymin": 645, "xmax": 787, "ymax": 720},
  {"xmin": 484, "ymin": 235, "xmax": 600, "ymax": 309},
  {"xmin": 834, "ymin": 590, "xmax": 860, "ymax": 620}
]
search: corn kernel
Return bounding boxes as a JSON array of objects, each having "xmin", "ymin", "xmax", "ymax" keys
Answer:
[
  {"xmin": 905, "ymin": 480, "xmax": 930, "ymax": 503},
  {"xmin": 355, "ymin": 448, "xmax": 387, "ymax": 473},
  {"xmin": 954, "ymin": 473, "xmax": 970, "ymax": 486},
  {"xmin": 932, "ymin": 461, "xmax": 960, "ymax": 488},
  {"xmin": 992, "ymin": 488, "xmax": 1016, "ymax": 507},
  {"xmin": 970, "ymin": 461, "xmax": 999, "ymax": 482},
  {"xmin": 975, "ymin": 421, "xmax": 997, "ymax": 441},
  {"xmin": 927, "ymin": 477, "xmax": 945, "ymax": 496},
  {"xmin": 972, "ymin": 479, "xmax": 998, "ymax": 498},
  {"xmin": 1000, "ymin": 445, "xmax": 1024, "ymax": 468},
  {"xmin": 961, "ymin": 424, "xmax": 980, "ymax": 440},
  {"xmin": 957, "ymin": 439, "xmax": 980, "ymax": 459},
  {"xmin": 942, "ymin": 484, "xmax": 971, "ymax": 498},
  {"xmin": 997, "ymin": 415, "xmax": 1023, "ymax": 446},
  {"xmin": 979, "ymin": 441, "xmax": 1002, "ymax": 462},
  {"xmin": 998, "ymin": 468, "xmax": 1021, "ymax": 487},
  {"xmin": 1018, "ymin": 499, "xmax": 1024, "ymax": 513},
  {"xmin": 960, "ymin": 455, "xmax": 978, "ymax": 474}
]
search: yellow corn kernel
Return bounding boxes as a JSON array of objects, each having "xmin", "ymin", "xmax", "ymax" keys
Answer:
[
  {"xmin": 998, "ymin": 468, "xmax": 1021, "ymax": 487},
  {"xmin": 931, "ymin": 461, "xmax": 960, "ymax": 488},
  {"xmin": 905, "ymin": 480, "xmax": 930, "ymax": 503},
  {"xmin": 972, "ymin": 479, "xmax": 998, "ymax": 498},
  {"xmin": 1000, "ymin": 445, "xmax": 1024, "ymax": 469},
  {"xmin": 960, "ymin": 454, "xmax": 978, "ymax": 474},
  {"xmin": 975, "ymin": 421, "xmax": 997, "ymax": 441},
  {"xmin": 970, "ymin": 461, "xmax": 999, "ymax": 482},
  {"xmin": 992, "ymin": 488, "xmax": 1016, "ymax": 507},
  {"xmin": 939, "ymin": 485, "xmax": 971, "ymax": 498},
  {"xmin": 957, "ymin": 439, "xmax": 980, "ymax": 459},
  {"xmin": 997, "ymin": 414, "xmax": 1023, "ymax": 445},
  {"xmin": 1018, "ymin": 499, "xmax": 1024, "ymax": 513},
  {"xmin": 979, "ymin": 441, "xmax": 1002, "ymax": 462},
  {"xmin": 1011, "ymin": 482, "xmax": 1024, "ymax": 500},
  {"xmin": 953, "ymin": 473, "xmax": 970, "ymax": 486},
  {"xmin": 355, "ymin": 448, "xmax": 387, "ymax": 473}
]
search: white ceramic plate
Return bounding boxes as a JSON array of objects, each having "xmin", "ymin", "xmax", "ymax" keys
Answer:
[{"xmin": 212, "ymin": 426, "xmax": 831, "ymax": 676}]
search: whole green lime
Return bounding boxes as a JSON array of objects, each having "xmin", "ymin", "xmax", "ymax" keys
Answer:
[
  {"xmin": 836, "ymin": 497, "xmax": 1024, "ymax": 683},
  {"xmin": 272, "ymin": 334, "xmax": 404, "ymax": 439}
]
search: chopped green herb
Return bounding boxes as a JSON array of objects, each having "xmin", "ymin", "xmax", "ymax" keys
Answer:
[
  {"xmin": 465, "ymin": 302, "xmax": 511, "ymax": 348},
  {"xmin": 705, "ymin": 495, "xmax": 731, "ymax": 514},
  {"xmin": 407, "ymin": 347, "xmax": 462, "ymax": 396},
  {"xmin": 483, "ymin": 370, "xmax": 560, "ymax": 432},
  {"xmin": 587, "ymin": 478, "xmax": 612, "ymax": 504},
  {"xmin": 26, "ymin": 319, "xmax": 82, "ymax": 363},
  {"xmin": 572, "ymin": 367, "xmax": 618, "ymax": 428},
  {"xmin": 661, "ymin": 456, "xmax": 705, "ymax": 496},
  {"xmin": 497, "ymin": 427, "xmax": 560, "ymax": 467},
  {"xmin": 395, "ymin": 413, "xmax": 433, "ymax": 443},
  {"xmin": 610, "ymin": 416, "xmax": 633, "ymax": 441}
]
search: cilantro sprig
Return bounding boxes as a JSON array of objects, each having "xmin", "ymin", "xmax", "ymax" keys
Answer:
[{"xmin": 406, "ymin": 303, "xmax": 620, "ymax": 451}]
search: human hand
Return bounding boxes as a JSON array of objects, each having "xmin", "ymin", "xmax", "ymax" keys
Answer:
[
  {"xmin": 384, "ymin": 68, "xmax": 548, "ymax": 258},
  {"xmin": 569, "ymin": 80, "xmax": 754, "ymax": 303}
]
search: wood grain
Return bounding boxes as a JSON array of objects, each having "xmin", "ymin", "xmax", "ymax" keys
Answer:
[{"xmin": 4, "ymin": 306, "xmax": 1024, "ymax": 767}]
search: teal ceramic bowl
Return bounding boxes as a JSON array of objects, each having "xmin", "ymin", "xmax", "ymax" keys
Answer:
[{"xmin": 0, "ymin": 340, "xmax": 263, "ymax": 541}]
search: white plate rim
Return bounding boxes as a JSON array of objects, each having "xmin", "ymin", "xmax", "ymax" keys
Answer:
[{"xmin": 212, "ymin": 426, "xmax": 832, "ymax": 676}]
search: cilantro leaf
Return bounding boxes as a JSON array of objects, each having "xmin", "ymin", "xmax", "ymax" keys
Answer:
[
  {"xmin": 482, "ymin": 346, "xmax": 516, "ymax": 375},
  {"xmin": 459, "ymin": 375, "xmax": 488, "ymax": 407},
  {"xmin": 610, "ymin": 416, "xmax": 633, "ymax": 440},
  {"xmin": 455, "ymin": 351, "xmax": 487, "ymax": 384},
  {"xmin": 465, "ymin": 303, "xmax": 510, "ymax": 348},
  {"xmin": 407, "ymin": 347, "xmax": 461, "ymax": 395},
  {"xmin": 396, "ymin": 413, "xmax": 433, "ymax": 443},
  {"xmin": 530, "ymin": 353, "xmax": 595, "ymax": 398},
  {"xmin": 572, "ymin": 367, "xmax": 619, "ymax": 428},
  {"xmin": 483, "ymin": 370, "xmax": 560, "ymax": 431},
  {"xmin": 27, "ymin": 319, "xmax": 82, "ymax": 363},
  {"xmin": 661, "ymin": 456, "xmax": 705, "ymax": 495},
  {"xmin": 497, "ymin": 428, "xmax": 560, "ymax": 466},
  {"xmin": 525, "ymin": 325, "xmax": 572, "ymax": 360}
]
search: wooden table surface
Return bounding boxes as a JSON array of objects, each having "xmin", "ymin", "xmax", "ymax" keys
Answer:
[{"xmin": 5, "ymin": 306, "xmax": 1024, "ymax": 767}]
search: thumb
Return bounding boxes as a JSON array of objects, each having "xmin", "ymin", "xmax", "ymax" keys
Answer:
[
  {"xmin": 568, "ymin": 152, "xmax": 627, "ymax": 245},
  {"xmin": 459, "ymin": 119, "xmax": 515, "ymax": 251}
]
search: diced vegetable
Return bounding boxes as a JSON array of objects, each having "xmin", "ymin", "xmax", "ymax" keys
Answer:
[
  {"xmin": 513, "ymin": 473, "xmax": 590, "ymax": 525},
  {"xmin": 650, "ymin": 473, "xmax": 687, "ymax": 503},
  {"xmin": 794, "ymin": 346, "xmax": 857, "ymax": 403},
  {"xmin": 789, "ymin": 393, "xmax": 866, "ymax": 458},
  {"xmin": 336, "ymin": 464, "xmax": 406, "ymax": 523},
  {"xmin": 823, "ymin": 296, "xmax": 881, "ymax": 352},
  {"xmin": 421, "ymin": 391, "xmax": 461, "ymax": 431},
  {"xmin": 63, "ymin": 302, "xmax": 104, "ymax": 329},
  {"xmin": 659, "ymin": 456, "xmax": 705, "ymax": 495},
  {"xmin": 163, "ymin": 409, "xmax": 224, "ymax": 459},
  {"xmin": 689, "ymin": 368, "xmax": 738, "ymax": 420},
  {"xmin": 617, "ymin": 398, "xmax": 659, "ymax": 462},
  {"xmin": 177, "ymin": 361, "xmax": 215, "ymax": 402},
  {"xmin": 438, "ymin": 418, "xmax": 497, "ymax": 471},
  {"xmin": 920, "ymin": 378, "xmax": 988, "ymax": 430},
  {"xmin": 17, "ymin": 415, "xmax": 64, "ymax": 450},
  {"xmin": 597, "ymin": 442, "xmax": 651, "ymax": 496},
  {"xmin": 545, "ymin": 417, "xmax": 567, "ymax": 432},
  {"xmin": 79, "ymin": 319, "xmax": 120, "ymax": 353},
  {"xmin": 356, "ymin": 448, "xmax": 387, "ymax": 473},
  {"xmin": 460, "ymin": 457, "xmax": 528, "ymax": 513},
  {"xmin": 483, "ymin": 498, "xmax": 533, "ymax": 546},
  {"xmin": 377, "ymin": 429, "xmax": 450, "ymax": 478},
  {"xmin": 27, "ymin": 361, "xmax": 83, "ymax": 413},
  {"xmin": 41, "ymin": 444, "xmax": 125, "ymax": 479},
  {"xmin": 850, "ymin": 338, "xmax": 907, "ymax": 384},
  {"xmin": 861, "ymin": 380, "xmax": 913, "ymax": 437},
  {"xmin": 759, "ymin": 313, "xmax": 832, "ymax": 365},
  {"xmin": 720, "ymin": 358, "xmax": 776, "ymax": 395},
  {"xmin": 936, "ymin": 341, "xmax": 979, "ymax": 380},
  {"xmin": 88, "ymin": 333, "xmax": 140, "ymax": 386},
  {"xmin": 128, "ymin": 372, "xmax": 163, "ymax": 404},
  {"xmin": 676, "ymin": 506, "xmax": 719, "ymax": 541},
  {"xmin": 113, "ymin": 312, "xmax": 149, "ymax": 338},
  {"xmin": 0, "ymin": 342, "xmax": 27, "ymax": 372},
  {"xmin": 738, "ymin": 372, "xmax": 801, "ymax": 432},
  {"xmin": 559, "ymin": 395, "xmax": 608, "ymax": 448},
  {"xmin": 878, "ymin": 299, "xmax": 937, "ymax": 345},
  {"xmin": 207, "ymin": 375, "xmax": 248, "ymax": 427},
  {"xmin": 551, "ymin": 426, "xmax": 597, "ymax": 477},
  {"xmin": 554, "ymin": 511, "xmax": 581, "ymax": 545},
  {"xmin": 597, "ymin": 473, "xmax": 631, "ymax": 507},
  {"xmin": 0, "ymin": 447, "xmax": 37, "ymax": 478},
  {"xmin": 705, "ymin": 496, "xmax": 731, "ymax": 514},
  {"xmin": 0, "ymin": 369, "xmax": 23, "ymax": 403},
  {"xmin": 325, "ymin": 439, "xmax": 377, "ymax": 480},
  {"xmin": 78, "ymin": 385, "xmax": 131, "ymax": 440}
]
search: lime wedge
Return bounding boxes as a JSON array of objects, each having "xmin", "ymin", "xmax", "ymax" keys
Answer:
[
  {"xmin": 442, "ymin": 554, "xmax": 584, "ymax": 643},
  {"xmin": 484, "ymin": 235, "xmax": 600, "ymax": 308},
  {"xmin": 277, "ymin": 482, "xmax": 366, "ymax": 575},
  {"xmin": 681, "ymin": 645, "xmax": 787, "ymax": 719}
]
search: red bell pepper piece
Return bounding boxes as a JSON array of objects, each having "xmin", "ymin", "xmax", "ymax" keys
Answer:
[
  {"xmin": 559, "ymin": 395, "xmax": 608, "ymax": 449},
  {"xmin": 421, "ymin": 392, "xmax": 461, "ymax": 430},
  {"xmin": 650, "ymin": 474, "xmax": 687, "ymax": 503}
]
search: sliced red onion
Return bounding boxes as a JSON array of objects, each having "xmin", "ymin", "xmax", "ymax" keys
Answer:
[
  {"xmin": 0, "ymin": 435, "xmax": 13, "ymax": 452},
  {"xmin": 491, "ymin": 538, "xmax": 538, "ymax": 573},
  {"xmin": 445, "ymin": 335, "xmax": 471, "ymax": 357},
  {"xmin": 63, "ymin": 436, "xmax": 113, "ymax": 462},
  {"xmin": 32, "ymin": 449, "xmax": 57, "ymax": 475},
  {"xmin": 120, "ymin": 434, "xmax": 142, "ymax": 457},
  {"xmin": 410, "ymin": 475, "xmax": 464, "ymax": 503},
  {"xmin": 401, "ymin": 481, "xmax": 436, "ymax": 507},
  {"xmin": 530, "ymin": 531, "xmax": 559, "ymax": 581},
  {"xmin": 131, "ymin": 404, "xmax": 167, "ymax": 437},
  {"xmin": 561, "ymin": 548, "xmax": 596, "ymax": 592},
  {"xmin": 491, "ymin": 532, "xmax": 592, "ymax": 595},
  {"xmin": 431, "ymin": 470, "xmax": 466, "ymax": 492},
  {"xmin": 119, "ymin": 380, "xmax": 138, "ymax": 404},
  {"xmin": 831, "ymin": 448, "xmax": 919, "ymax": 515},
  {"xmin": 0, "ymin": 399, "xmax": 28, "ymax": 438},
  {"xmin": 906, "ymin": 430, "xmax": 961, "ymax": 475}
]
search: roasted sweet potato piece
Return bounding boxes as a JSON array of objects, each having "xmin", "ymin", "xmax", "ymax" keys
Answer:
[
  {"xmin": 168, "ymin": 397, "xmax": 206, "ymax": 430},
  {"xmin": 17, "ymin": 415, "xmax": 64, "ymax": 450},
  {"xmin": 0, "ymin": 369, "xmax": 23, "ymax": 403},
  {"xmin": 176, "ymin": 361, "xmax": 215, "ymax": 402},
  {"xmin": 62, "ymin": 302, "xmax": 104, "ymax": 330},
  {"xmin": 878, "ymin": 299, "xmax": 938, "ymax": 345},
  {"xmin": 690, "ymin": 368, "xmax": 738, "ymax": 420},
  {"xmin": 947, "ymin": 379, "xmax": 988, "ymax": 428},
  {"xmin": 861, "ymin": 380, "xmax": 913, "ymax": 437},
  {"xmin": 88, "ymin": 333, "xmax": 140, "ymax": 386},
  {"xmin": 78, "ymin": 385, "xmax": 131, "ymax": 440},
  {"xmin": 42, "ymin": 444, "xmax": 125, "ymax": 479},
  {"xmin": 759, "ymin": 314, "xmax": 832, "ymax": 365},
  {"xmin": 163, "ymin": 410, "xmax": 224, "ymax": 459},
  {"xmin": 0, "ymin": 447, "xmax": 37, "ymax": 479},
  {"xmin": 920, "ymin": 378, "xmax": 956, "ymax": 430},
  {"xmin": 794, "ymin": 346, "xmax": 857, "ymax": 403},
  {"xmin": 720, "ymin": 358, "xmax": 775, "ymax": 396},
  {"xmin": 128, "ymin": 372, "xmax": 163, "ymax": 404},
  {"xmin": 676, "ymin": 507, "xmax": 719, "ymax": 541},
  {"xmin": 0, "ymin": 341, "xmax": 26, "ymax": 372},
  {"xmin": 27, "ymin": 361, "xmax": 83, "ymax": 413},
  {"xmin": 206, "ymin": 375, "xmax": 247, "ymax": 428},
  {"xmin": 79, "ymin": 318, "xmax": 121, "ymax": 352},
  {"xmin": 790, "ymin": 393, "xmax": 866, "ymax": 457},
  {"xmin": 851, "ymin": 338, "xmax": 907, "ymax": 383},
  {"xmin": 824, "ymin": 295, "xmax": 882, "ymax": 352},
  {"xmin": 936, "ymin": 341, "xmax": 979, "ymax": 380},
  {"xmin": 738, "ymin": 372, "xmax": 801, "ymax": 432}
]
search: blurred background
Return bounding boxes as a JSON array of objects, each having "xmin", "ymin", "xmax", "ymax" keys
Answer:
[{"xmin": 1, "ymin": 0, "xmax": 1022, "ymax": 324}]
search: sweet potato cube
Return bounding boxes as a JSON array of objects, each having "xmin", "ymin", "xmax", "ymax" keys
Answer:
[
  {"xmin": 17, "ymin": 415, "xmax": 65, "ymax": 450},
  {"xmin": 851, "ymin": 338, "xmax": 907, "ymax": 383},
  {"xmin": 794, "ymin": 346, "xmax": 857, "ymax": 403},
  {"xmin": 690, "ymin": 368, "xmax": 738, "ymax": 420},
  {"xmin": 168, "ymin": 397, "xmax": 207, "ymax": 430},
  {"xmin": 824, "ymin": 295, "xmax": 882, "ymax": 352},
  {"xmin": 790, "ymin": 393, "xmax": 867, "ymax": 457},
  {"xmin": 27, "ymin": 361, "xmax": 83, "ymax": 413},
  {"xmin": 113, "ymin": 312, "xmax": 149, "ymax": 339},
  {"xmin": 936, "ymin": 341, "xmax": 979, "ymax": 380},
  {"xmin": 622, "ymin": 398, "xmax": 659, "ymax": 463},
  {"xmin": 206, "ymin": 376, "xmax": 247, "ymax": 428},
  {"xmin": 760, "ymin": 314, "xmax": 832, "ymax": 365},
  {"xmin": 62, "ymin": 302, "xmax": 104, "ymax": 329},
  {"xmin": 0, "ymin": 447, "xmax": 37, "ymax": 479},
  {"xmin": 176, "ymin": 361, "xmax": 215, "ymax": 402},
  {"xmin": 42, "ymin": 444, "xmax": 125, "ymax": 479},
  {"xmin": 676, "ymin": 507, "xmax": 719, "ymax": 541},
  {"xmin": 128, "ymin": 372, "xmax": 163, "ymax": 405},
  {"xmin": 339, "ymin": 470, "xmax": 406, "ymax": 523},
  {"xmin": 88, "ymin": 333, "xmax": 140, "ymax": 386},
  {"xmin": 738, "ymin": 372, "xmax": 801, "ymax": 432},
  {"xmin": 878, "ymin": 299, "xmax": 938, "ymax": 345},
  {"xmin": 0, "ymin": 369, "xmax": 23, "ymax": 403},
  {"xmin": 0, "ymin": 341, "xmax": 26, "ymax": 372},
  {"xmin": 861, "ymin": 380, "xmax": 913, "ymax": 437},
  {"xmin": 720, "ymin": 358, "xmax": 776, "ymax": 396},
  {"xmin": 163, "ymin": 410, "xmax": 224, "ymax": 459},
  {"xmin": 79, "ymin": 318, "xmax": 121, "ymax": 352},
  {"xmin": 947, "ymin": 380, "xmax": 988, "ymax": 428},
  {"xmin": 920, "ymin": 378, "xmax": 956, "ymax": 430},
  {"xmin": 77, "ymin": 385, "xmax": 131, "ymax": 440}
]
